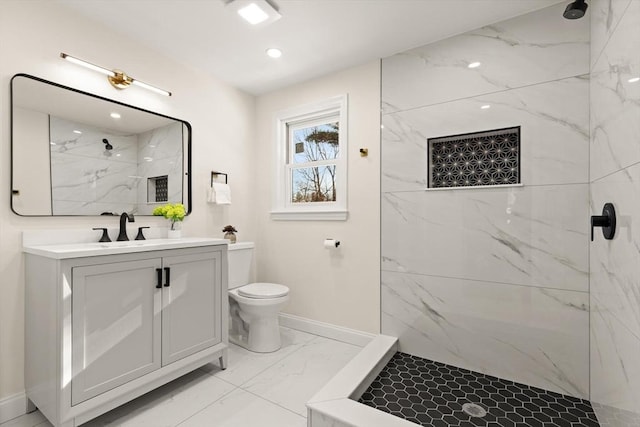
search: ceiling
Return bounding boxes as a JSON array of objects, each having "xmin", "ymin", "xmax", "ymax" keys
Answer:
[{"xmin": 56, "ymin": 0, "xmax": 564, "ymax": 95}]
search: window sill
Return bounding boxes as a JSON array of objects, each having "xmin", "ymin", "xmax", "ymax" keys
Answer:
[{"xmin": 270, "ymin": 210, "xmax": 348, "ymax": 221}]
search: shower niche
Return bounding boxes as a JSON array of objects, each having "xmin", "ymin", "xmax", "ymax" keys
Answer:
[{"xmin": 428, "ymin": 126, "xmax": 521, "ymax": 189}]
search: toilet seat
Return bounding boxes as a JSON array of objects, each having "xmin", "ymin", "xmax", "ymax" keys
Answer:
[{"xmin": 238, "ymin": 282, "xmax": 289, "ymax": 299}]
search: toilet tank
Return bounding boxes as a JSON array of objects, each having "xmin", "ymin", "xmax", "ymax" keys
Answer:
[{"xmin": 227, "ymin": 241, "xmax": 255, "ymax": 290}]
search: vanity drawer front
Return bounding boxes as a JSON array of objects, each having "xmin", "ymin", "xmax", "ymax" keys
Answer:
[{"xmin": 71, "ymin": 258, "xmax": 162, "ymax": 405}]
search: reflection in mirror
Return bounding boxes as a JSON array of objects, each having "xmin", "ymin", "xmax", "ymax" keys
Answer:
[{"xmin": 11, "ymin": 74, "xmax": 191, "ymax": 216}]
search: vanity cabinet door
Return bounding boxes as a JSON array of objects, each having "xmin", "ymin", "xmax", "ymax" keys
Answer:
[
  {"xmin": 71, "ymin": 258, "xmax": 162, "ymax": 405},
  {"xmin": 161, "ymin": 251, "xmax": 221, "ymax": 365}
]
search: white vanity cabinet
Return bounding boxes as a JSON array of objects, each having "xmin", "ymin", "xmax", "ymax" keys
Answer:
[{"xmin": 24, "ymin": 239, "xmax": 228, "ymax": 427}]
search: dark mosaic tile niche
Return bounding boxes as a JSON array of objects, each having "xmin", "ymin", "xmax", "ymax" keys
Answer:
[
  {"xmin": 358, "ymin": 352, "xmax": 599, "ymax": 427},
  {"xmin": 428, "ymin": 126, "xmax": 520, "ymax": 189}
]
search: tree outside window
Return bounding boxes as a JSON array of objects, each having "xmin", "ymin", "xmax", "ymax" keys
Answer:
[{"xmin": 289, "ymin": 122, "xmax": 339, "ymax": 203}]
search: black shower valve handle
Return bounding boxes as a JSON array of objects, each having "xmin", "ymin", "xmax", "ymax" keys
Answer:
[{"xmin": 591, "ymin": 203, "xmax": 616, "ymax": 241}]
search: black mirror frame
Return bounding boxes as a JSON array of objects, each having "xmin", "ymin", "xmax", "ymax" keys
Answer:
[{"xmin": 10, "ymin": 73, "xmax": 192, "ymax": 217}]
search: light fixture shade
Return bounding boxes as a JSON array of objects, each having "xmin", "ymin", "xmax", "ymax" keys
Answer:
[
  {"xmin": 226, "ymin": 0, "xmax": 281, "ymax": 26},
  {"xmin": 60, "ymin": 53, "xmax": 115, "ymax": 77},
  {"xmin": 60, "ymin": 52, "xmax": 172, "ymax": 96}
]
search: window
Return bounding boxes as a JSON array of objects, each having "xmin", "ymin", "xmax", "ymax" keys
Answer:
[{"xmin": 272, "ymin": 95, "xmax": 348, "ymax": 220}]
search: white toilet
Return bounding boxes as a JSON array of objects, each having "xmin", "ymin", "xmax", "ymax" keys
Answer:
[{"xmin": 227, "ymin": 242, "xmax": 289, "ymax": 353}]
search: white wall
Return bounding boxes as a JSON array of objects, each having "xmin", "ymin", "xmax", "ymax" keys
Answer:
[
  {"xmin": 0, "ymin": 0, "xmax": 256, "ymax": 404},
  {"xmin": 255, "ymin": 62, "xmax": 381, "ymax": 334},
  {"xmin": 12, "ymin": 108, "xmax": 51, "ymax": 215}
]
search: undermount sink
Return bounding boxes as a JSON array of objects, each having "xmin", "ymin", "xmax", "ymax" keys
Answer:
[
  {"xmin": 23, "ymin": 237, "xmax": 229, "ymax": 259},
  {"xmin": 95, "ymin": 240, "xmax": 163, "ymax": 248}
]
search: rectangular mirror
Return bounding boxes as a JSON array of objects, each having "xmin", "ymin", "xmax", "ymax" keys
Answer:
[{"xmin": 11, "ymin": 74, "xmax": 191, "ymax": 216}]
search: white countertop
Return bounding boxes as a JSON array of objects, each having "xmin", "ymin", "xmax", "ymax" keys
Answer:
[{"xmin": 23, "ymin": 237, "xmax": 228, "ymax": 259}]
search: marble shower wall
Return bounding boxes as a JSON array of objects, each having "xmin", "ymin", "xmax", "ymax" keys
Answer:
[
  {"xmin": 381, "ymin": 3, "xmax": 590, "ymax": 398},
  {"xmin": 589, "ymin": 0, "xmax": 640, "ymax": 424},
  {"xmin": 50, "ymin": 117, "xmax": 138, "ymax": 215},
  {"xmin": 50, "ymin": 119, "xmax": 183, "ymax": 215}
]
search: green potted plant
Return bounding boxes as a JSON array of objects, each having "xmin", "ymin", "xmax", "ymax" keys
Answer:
[
  {"xmin": 222, "ymin": 225, "xmax": 237, "ymax": 243},
  {"xmin": 153, "ymin": 203, "xmax": 186, "ymax": 238}
]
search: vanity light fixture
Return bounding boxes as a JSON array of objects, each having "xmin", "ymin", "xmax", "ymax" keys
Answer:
[
  {"xmin": 468, "ymin": 62, "xmax": 481, "ymax": 69},
  {"xmin": 60, "ymin": 53, "xmax": 172, "ymax": 97},
  {"xmin": 73, "ymin": 130, "xmax": 82, "ymax": 134},
  {"xmin": 227, "ymin": 0, "xmax": 281, "ymax": 26},
  {"xmin": 480, "ymin": 104, "xmax": 491, "ymax": 109},
  {"xmin": 629, "ymin": 77, "xmax": 640, "ymax": 83},
  {"xmin": 110, "ymin": 112, "xmax": 121, "ymax": 119},
  {"xmin": 266, "ymin": 48, "xmax": 282, "ymax": 58}
]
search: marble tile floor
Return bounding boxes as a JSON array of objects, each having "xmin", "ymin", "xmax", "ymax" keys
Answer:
[{"xmin": 2, "ymin": 328, "xmax": 361, "ymax": 427}]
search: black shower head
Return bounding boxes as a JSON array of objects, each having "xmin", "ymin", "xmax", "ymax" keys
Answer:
[
  {"xmin": 102, "ymin": 138, "xmax": 113, "ymax": 150},
  {"xmin": 563, "ymin": 0, "xmax": 588, "ymax": 19}
]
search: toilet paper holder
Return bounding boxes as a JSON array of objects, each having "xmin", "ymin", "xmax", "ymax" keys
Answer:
[{"xmin": 324, "ymin": 239, "xmax": 341, "ymax": 248}]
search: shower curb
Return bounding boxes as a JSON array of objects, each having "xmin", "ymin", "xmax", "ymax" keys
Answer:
[{"xmin": 306, "ymin": 335, "xmax": 419, "ymax": 427}]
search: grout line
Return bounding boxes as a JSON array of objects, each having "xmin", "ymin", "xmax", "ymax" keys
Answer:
[
  {"xmin": 590, "ymin": 159, "xmax": 640, "ymax": 183},
  {"xmin": 382, "ymin": 73, "xmax": 590, "ymax": 116},
  {"xmin": 590, "ymin": 0, "xmax": 635, "ymax": 71},
  {"xmin": 172, "ymin": 383, "xmax": 240, "ymax": 427},
  {"xmin": 241, "ymin": 388, "xmax": 308, "ymax": 421},
  {"xmin": 380, "ymin": 269, "xmax": 590, "ymax": 294},
  {"xmin": 381, "ymin": 181, "xmax": 591, "ymax": 194},
  {"xmin": 231, "ymin": 334, "xmax": 321, "ymax": 388}
]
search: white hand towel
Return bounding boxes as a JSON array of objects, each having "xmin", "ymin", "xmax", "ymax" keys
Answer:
[
  {"xmin": 210, "ymin": 183, "xmax": 231, "ymax": 205},
  {"xmin": 207, "ymin": 187, "xmax": 216, "ymax": 204}
]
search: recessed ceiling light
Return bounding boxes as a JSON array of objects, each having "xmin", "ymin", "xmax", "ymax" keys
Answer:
[
  {"xmin": 480, "ymin": 104, "xmax": 491, "ymax": 109},
  {"xmin": 266, "ymin": 48, "xmax": 282, "ymax": 58},
  {"xmin": 229, "ymin": 0, "xmax": 281, "ymax": 26},
  {"xmin": 110, "ymin": 112, "xmax": 121, "ymax": 119},
  {"xmin": 468, "ymin": 62, "xmax": 481, "ymax": 69},
  {"xmin": 629, "ymin": 77, "xmax": 640, "ymax": 83},
  {"xmin": 73, "ymin": 130, "xmax": 82, "ymax": 134}
]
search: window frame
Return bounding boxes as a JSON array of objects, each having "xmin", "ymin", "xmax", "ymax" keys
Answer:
[{"xmin": 271, "ymin": 95, "xmax": 348, "ymax": 221}]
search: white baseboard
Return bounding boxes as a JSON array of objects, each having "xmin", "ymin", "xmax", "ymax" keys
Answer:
[
  {"xmin": 0, "ymin": 392, "xmax": 27, "ymax": 424},
  {"xmin": 279, "ymin": 313, "xmax": 376, "ymax": 347}
]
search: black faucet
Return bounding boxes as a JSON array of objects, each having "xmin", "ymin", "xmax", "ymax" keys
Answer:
[{"xmin": 117, "ymin": 212, "xmax": 135, "ymax": 241}]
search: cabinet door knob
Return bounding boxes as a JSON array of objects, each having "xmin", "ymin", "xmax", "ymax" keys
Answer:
[
  {"xmin": 164, "ymin": 267, "xmax": 171, "ymax": 287},
  {"xmin": 155, "ymin": 268, "xmax": 162, "ymax": 289}
]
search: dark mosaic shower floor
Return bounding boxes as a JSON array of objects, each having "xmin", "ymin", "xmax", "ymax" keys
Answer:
[{"xmin": 358, "ymin": 352, "xmax": 600, "ymax": 427}]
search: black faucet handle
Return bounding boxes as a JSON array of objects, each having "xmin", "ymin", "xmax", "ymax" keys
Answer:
[
  {"xmin": 92, "ymin": 227, "xmax": 111, "ymax": 243},
  {"xmin": 128, "ymin": 213, "xmax": 135, "ymax": 222},
  {"xmin": 135, "ymin": 226, "xmax": 150, "ymax": 241}
]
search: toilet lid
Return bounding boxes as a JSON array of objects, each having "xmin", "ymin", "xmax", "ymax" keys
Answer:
[{"xmin": 238, "ymin": 283, "xmax": 289, "ymax": 299}]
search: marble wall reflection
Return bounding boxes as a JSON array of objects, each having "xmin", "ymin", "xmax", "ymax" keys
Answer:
[
  {"xmin": 381, "ymin": 3, "xmax": 590, "ymax": 398},
  {"xmin": 136, "ymin": 123, "xmax": 184, "ymax": 215},
  {"xmin": 590, "ymin": 0, "xmax": 640, "ymax": 424},
  {"xmin": 50, "ymin": 118, "xmax": 183, "ymax": 215}
]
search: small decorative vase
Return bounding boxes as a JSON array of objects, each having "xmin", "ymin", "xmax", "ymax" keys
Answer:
[
  {"xmin": 168, "ymin": 221, "xmax": 182, "ymax": 239},
  {"xmin": 224, "ymin": 231, "xmax": 236, "ymax": 243},
  {"xmin": 167, "ymin": 229, "xmax": 182, "ymax": 239}
]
